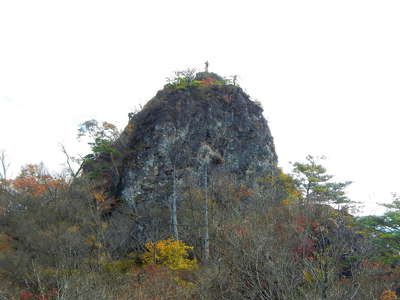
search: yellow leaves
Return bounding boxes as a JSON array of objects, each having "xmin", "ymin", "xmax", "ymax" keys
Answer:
[
  {"xmin": 303, "ymin": 268, "xmax": 324, "ymax": 284},
  {"xmin": 173, "ymin": 276, "xmax": 196, "ymax": 288},
  {"xmin": 85, "ymin": 235, "xmax": 97, "ymax": 246},
  {"xmin": 102, "ymin": 121, "xmax": 117, "ymax": 131},
  {"xmin": 92, "ymin": 191, "xmax": 117, "ymax": 213},
  {"xmin": 259, "ymin": 168, "xmax": 301, "ymax": 206},
  {"xmin": 380, "ymin": 290, "xmax": 398, "ymax": 300},
  {"xmin": 141, "ymin": 238, "xmax": 197, "ymax": 271},
  {"xmin": 67, "ymin": 225, "xmax": 80, "ymax": 233},
  {"xmin": 303, "ymin": 271, "xmax": 315, "ymax": 283}
]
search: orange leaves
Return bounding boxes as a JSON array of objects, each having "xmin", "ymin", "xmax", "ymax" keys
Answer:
[
  {"xmin": 11, "ymin": 164, "xmax": 65, "ymax": 197},
  {"xmin": 226, "ymin": 184, "xmax": 254, "ymax": 202},
  {"xmin": 13, "ymin": 176, "xmax": 48, "ymax": 196},
  {"xmin": 234, "ymin": 186, "xmax": 254, "ymax": 201},
  {"xmin": 293, "ymin": 216, "xmax": 320, "ymax": 233},
  {"xmin": 92, "ymin": 191, "xmax": 106, "ymax": 205},
  {"xmin": 361, "ymin": 259, "xmax": 383, "ymax": 270},
  {"xmin": 92, "ymin": 190, "xmax": 117, "ymax": 213},
  {"xmin": 0, "ymin": 233, "xmax": 12, "ymax": 252},
  {"xmin": 380, "ymin": 290, "xmax": 398, "ymax": 300},
  {"xmin": 199, "ymin": 77, "xmax": 216, "ymax": 86}
]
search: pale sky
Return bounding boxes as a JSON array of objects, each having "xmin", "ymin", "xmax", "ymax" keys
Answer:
[{"xmin": 1, "ymin": 1, "xmax": 399, "ymax": 215}]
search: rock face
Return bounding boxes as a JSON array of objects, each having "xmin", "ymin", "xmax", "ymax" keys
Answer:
[{"xmin": 113, "ymin": 72, "xmax": 278, "ymax": 213}]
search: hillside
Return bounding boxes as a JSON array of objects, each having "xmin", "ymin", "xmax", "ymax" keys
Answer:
[{"xmin": 0, "ymin": 70, "xmax": 399, "ymax": 300}]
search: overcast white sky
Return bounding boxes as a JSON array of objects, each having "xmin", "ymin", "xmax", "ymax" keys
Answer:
[{"xmin": 1, "ymin": 1, "xmax": 399, "ymax": 215}]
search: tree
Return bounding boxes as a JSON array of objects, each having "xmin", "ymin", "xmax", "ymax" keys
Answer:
[
  {"xmin": 141, "ymin": 238, "xmax": 197, "ymax": 271},
  {"xmin": 12, "ymin": 163, "xmax": 64, "ymax": 198},
  {"xmin": 0, "ymin": 150, "xmax": 9, "ymax": 180},
  {"xmin": 197, "ymin": 144, "xmax": 222, "ymax": 262},
  {"xmin": 78, "ymin": 119, "xmax": 120, "ymax": 158},
  {"xmin": 357, "ymin": 193, "xmax": 400, "ymax": 264},
  {"xmin": 165, "ymin": 68, "xmax": 197, "ymax": 88},
  {"xmin": 78, "ymin": 119, "xmax": 121, "ymax": 180},
  {"xmin": 0, "ymin": 150, "xmax": 10, "ymax": 190},
  {"xmin": 59, "ymin": 144, "xmax": 84, "ymax": 180},
  {"xmin": 166, "ymin": 127, "xmax": 181, "ymax": 241},
  {"xmin": 291, "ymin": 155, "xmax": 352, "ymax": 207}
]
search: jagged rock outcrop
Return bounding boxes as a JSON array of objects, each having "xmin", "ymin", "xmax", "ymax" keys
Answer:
[{"xmin": 112, "ymin": 72, "xmax": 278, "ymax": 213}]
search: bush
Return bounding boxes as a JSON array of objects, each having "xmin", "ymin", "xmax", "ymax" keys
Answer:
[{"xmin": 141, "ymin": 238, "xmax": 197, "ymax": 271}]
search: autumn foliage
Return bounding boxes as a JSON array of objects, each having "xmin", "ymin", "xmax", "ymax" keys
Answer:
[
  {"xmin": 141, "ymin": 238, "xmax": 197, "ymax": 271},
  {"xmin": 11, "ymin": 164, "xmax": 64, "ymax": 197},
  {"xmin": 380, "ymin": 290, "xmax": 398, "ymax": 300},
  {"xmin": 199, "ymin": 77, "xmax": 216, "ymax": 86},
  {"xmin": 1, "ymin": 156, "xmax": 399, "ymax": 299}
]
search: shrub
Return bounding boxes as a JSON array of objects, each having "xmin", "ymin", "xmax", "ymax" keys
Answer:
[{"xmin": 141, "ymin": 238, "xmax": 197, "ymax": 271}]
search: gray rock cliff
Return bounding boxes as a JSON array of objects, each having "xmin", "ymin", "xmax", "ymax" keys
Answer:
[{"xmin": 112, "ymin": 73, "xmax": 278, "ymax": 213}]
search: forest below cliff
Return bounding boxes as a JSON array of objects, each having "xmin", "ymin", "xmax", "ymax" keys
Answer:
[{"xmin": 0, "ymin": 73, "xmax": 399, "ymax": 300}]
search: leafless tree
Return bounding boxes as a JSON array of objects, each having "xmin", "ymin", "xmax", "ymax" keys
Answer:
[
  {"xmin": 60, "ymin": 144, "xmax": 84, "ymax": 180},
  {"xmin": 0, "ymin": 149, "xmax": 10, "ymax": 182},
  {"xmin": 197, "ymin": 144, "xmax": 222, "ymax": 261}
]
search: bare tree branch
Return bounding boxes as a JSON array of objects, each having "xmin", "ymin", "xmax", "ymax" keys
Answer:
[{"xmin": 0, "ymin": 149, "xmax": 10, "ymax": 182}]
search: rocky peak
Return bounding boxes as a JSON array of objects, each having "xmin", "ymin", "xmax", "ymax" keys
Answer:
[
  {"xmin": 113, "ymin": 72, "xmax": 278, "ymax": 212},
  {"xmin": 194, "ymin": 71, "xmax": 225, "ymax": 81}
]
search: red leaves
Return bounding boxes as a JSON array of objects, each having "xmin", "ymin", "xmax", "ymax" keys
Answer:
[
  {"xmin": 292, "ymin": 216, "xmax": 320, "ymax": 259},
  {"xmin": 199, "ymin": 77, "xmax": 216, "ymax": 86},
  {"xmin": 19, "ymin": 292, "xmax": 49, "ymax": 300},
  {"xmin": 293, "ymin": 216, "xmax": 320, "ymax": 233},
  {"xmin": 19, "ymin": 290, "xmax": 57, "ymax": 300},
  {"xmin": 19, "ymin": 292, "xmax": 35, "ymax": 300},
  {"xmin": 293, "ymin": 238, "xmax": 316, "ymax": 259}
]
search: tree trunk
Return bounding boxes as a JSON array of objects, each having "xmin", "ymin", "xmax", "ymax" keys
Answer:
[
  {"xmin": 203, "ymin": 164, "xmax": 210, "ymax": 261},
  {"xmin": 171, "ymin": 165, "xmax": 179, "ymax": 240}
]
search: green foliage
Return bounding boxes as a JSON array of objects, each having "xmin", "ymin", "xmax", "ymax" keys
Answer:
[
  {"xmin": 78, "ymin": 119, "xmax": 122, "ymax": 180},
  {"xmin": 101, "ymin": 258, "xmax": 136, "ymax": 274},
  {"xmin": 291, "ymin": 155, "xmax": 352, "ymax": 206},
  {"xmin": 165, "ymin": 68, "xmax": 228, "ymax": 89},
  {"xmin": 78, "ymin": 119, "xmax": 120, "ymax": 158},
  {"xmin": 165, "ymin": 68, "xmax": 197, "ymax": 89},
  {"xmin": 356, "ymin": 194, "xmax": 400, "ymax": 264}
]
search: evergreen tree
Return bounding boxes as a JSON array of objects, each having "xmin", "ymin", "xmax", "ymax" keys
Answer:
[
  {"xmin": 292, "ymin": 155, "xmax": 352, "ymax": 207},
  {"xmin": 357, "ymin": 193, "xmax": 400, "ymax": 264}
]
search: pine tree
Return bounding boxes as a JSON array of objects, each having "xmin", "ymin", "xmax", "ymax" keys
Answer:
[{"xmin": 292, "ymin": 155, "xmax": 352, "ymax": 207}]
